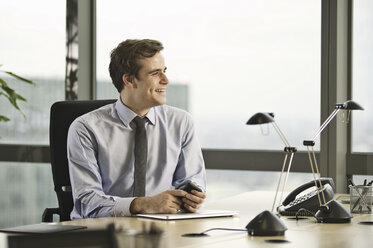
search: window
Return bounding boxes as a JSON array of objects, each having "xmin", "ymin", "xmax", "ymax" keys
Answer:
[
  {"xmin": 0, "ymin": 0, "xmax": 63, "ymax": 227},
  {"xmin": 96, "ymin": 0, "xmax": 321, "ymax": 151},
  {"xmin": 206, "ymin": 169, "xmax": 314, "ymax": 202},
  {"xmin": 352, "ymin": 0, "xmax": 373, "ymax": 152},
  {"xmin": 0, "ymin": 162, "xmax": 56, "ymax": 228},
  {"xmin": 0, "ymin": 0, "xmax": 65, "ymax": 145}
]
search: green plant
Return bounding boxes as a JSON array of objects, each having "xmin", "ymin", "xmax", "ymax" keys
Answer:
[{"xmin": 0, "ymin": 64, "xmax": 35, "ymax": 122}]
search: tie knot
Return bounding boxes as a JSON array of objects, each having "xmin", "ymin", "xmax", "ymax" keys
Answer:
[{"xmin": 133, "ymin": 116, "xmax": 147, "ymax": 128}]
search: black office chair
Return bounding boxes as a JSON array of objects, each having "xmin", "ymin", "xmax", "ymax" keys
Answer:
[{"xmin": 42, "ymin": 99, "xmax": 116, "ymax": 222}]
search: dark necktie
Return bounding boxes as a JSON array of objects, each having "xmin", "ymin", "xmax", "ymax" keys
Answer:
[{"xmin": 133, "ymin": 116, "xmax": 147, "ymax": 197}]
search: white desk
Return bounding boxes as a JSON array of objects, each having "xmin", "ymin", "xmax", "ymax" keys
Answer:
[{"xmin": 60, "ymin": 191, "xmax": 373, "ymax": 248}]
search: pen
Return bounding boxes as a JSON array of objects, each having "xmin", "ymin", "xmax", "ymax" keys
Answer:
[
  {"xmin": 362, "ymin": 184, "xmax": 372, "ymax": 213},
  {"xmin": 348, "ymin": 179, "xmax": 355, "ymax": 187},
  {"xmin": 350, "ymin": 179, "xmax": 360, "ymax": 212}
]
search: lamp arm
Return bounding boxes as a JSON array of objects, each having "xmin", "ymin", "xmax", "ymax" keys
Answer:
[
  {"xmin": 311, "ymin": 109, "xmax": 340, "ymax": 140},
  {"xmin": 306, "ymin": 146, "xmax": 323, "ymax": 206},
  {"xmin": 272, "ymin": 153, "xmax": 289, "ymax": 212},
  {"xmin": 279, "ymin": 152, "xmax": 295, "ymax": 206},
  {"xmin": 311, "ymin": 146, "xmax": 327, "ymax": 205},
  {"xmin": 271, "ymin": 122, "xmax": 290, "ymax": 147},
  {"xmin": 306, "ymin": 146, "xmax": 328, "ymax": 206}
]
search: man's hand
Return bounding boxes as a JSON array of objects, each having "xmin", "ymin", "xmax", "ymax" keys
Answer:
[
  {"xmin": 182, "ymin": 185, "xmax": 207, "ymax": 213},
  {"xmin": 130, "ymin": 190, "xmax": 186, "ymax": 214}
]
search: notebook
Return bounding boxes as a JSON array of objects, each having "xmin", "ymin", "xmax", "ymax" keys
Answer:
[
  {"xmin": 0, "ymin": 223, "xmax": 86, "ymax": 234},
  {"xmin": 135, "ymin": 209, "xmax": 239, "ymax": 220}
]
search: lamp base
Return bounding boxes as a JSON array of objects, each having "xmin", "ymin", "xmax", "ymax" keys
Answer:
[
  {"xmin": 315, "ymin": 200, "xmax": 352, "ymax": 223},
  {"xmin": 245, "ymin": 210, "xmax": 287, "ymax": 236}
]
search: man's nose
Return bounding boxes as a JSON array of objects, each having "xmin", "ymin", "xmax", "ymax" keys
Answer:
[{"xmin": 161, "ymin": 72, "xmax": 169, "ymax": 84}]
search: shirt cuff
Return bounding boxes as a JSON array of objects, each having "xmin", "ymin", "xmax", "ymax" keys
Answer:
[{"xmin": 113, "ymin": 197, "xmax": 136, "ymax": 216}]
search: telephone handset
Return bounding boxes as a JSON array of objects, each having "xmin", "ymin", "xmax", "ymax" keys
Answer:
[{"xmin": 278, "ymin": 177, "xmax": 335, "ymax": 216}]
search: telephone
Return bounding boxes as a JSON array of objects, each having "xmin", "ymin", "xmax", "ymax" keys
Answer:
[{"xmin": 278, "ymin": 177, "xmax": 335, "ymax": 216}]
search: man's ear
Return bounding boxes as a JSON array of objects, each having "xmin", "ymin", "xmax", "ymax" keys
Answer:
[{"xmin": 122, "ymin": 74, "xmax": 137, "ymax": 88}]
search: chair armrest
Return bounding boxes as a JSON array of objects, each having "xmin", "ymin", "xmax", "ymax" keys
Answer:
[{"xmin": 42, "ymin": 208, "xmax": 60, "ymax": 222}]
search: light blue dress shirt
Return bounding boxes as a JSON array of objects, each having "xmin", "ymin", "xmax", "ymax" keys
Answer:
[{"xmin": 67, "ymin": 99, "xmax": 206, "ymax": 219}]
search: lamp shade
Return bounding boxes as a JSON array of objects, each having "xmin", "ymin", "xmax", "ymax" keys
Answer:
[
  {"xmin": 341, "ymin": 100, "xmax": 364, "ymax": 110},
  {"xmin": 246, "ymin": 112, "xmax": 274, "ymax": 125}
]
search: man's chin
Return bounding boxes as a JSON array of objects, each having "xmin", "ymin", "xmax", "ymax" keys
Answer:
[
  {"xmin": 149, "ymin": 102, "xmax": 166, "ymax": 108},
  {"xmin": 155, "ymin": 99, "xmax": 167, "ymax": 106}
]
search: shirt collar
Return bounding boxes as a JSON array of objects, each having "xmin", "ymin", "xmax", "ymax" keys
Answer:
[{"xmin": 115, "ymin": 98, "xmax": 156, "ymax": 126}]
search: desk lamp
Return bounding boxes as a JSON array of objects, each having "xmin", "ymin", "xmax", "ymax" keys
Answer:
[
  {"xmin": 245, "ymin": 112, "xmax": 296, "ymax": 236},
  {"xmin": 303, "ymin": 100, "xmax": 364, "ymax": 223}
]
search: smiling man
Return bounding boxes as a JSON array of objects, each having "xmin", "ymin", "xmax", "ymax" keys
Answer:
[{"xmin": 67, "ymin": 39, "xmax": 206, "ymax": 219}]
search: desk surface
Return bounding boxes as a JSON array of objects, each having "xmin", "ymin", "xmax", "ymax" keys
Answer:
[{"xmin": 59, "ymin": 191, "xmax": 373, "ymax": 248}]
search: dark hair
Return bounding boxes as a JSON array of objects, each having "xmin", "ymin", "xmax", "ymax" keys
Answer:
[{"xmin": 109, "ymin": 39, "xmax": 164, "ymax": 92}]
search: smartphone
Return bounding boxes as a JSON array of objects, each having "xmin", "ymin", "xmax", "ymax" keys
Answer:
[
  {"xmin": 180, "ymin": 183, "xmax": 203, "ymax": 212},
  {"xmin": 182, "ymin": 182, "xmax": 202, "ymax": 193}
]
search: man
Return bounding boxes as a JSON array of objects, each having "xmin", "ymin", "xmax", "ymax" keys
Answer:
[{"xmin": 67, "ymin": 39, "xmax": 206, "ymax": 219}]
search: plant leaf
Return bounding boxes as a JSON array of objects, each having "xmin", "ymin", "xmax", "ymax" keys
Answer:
[
  {"xmin": 0, "ymin": 67, "xmax": 33, "ymax": 121},
  {"xmin": 0, "ymin": 85, "xmax": 26, "ymax": 118},
  {"xmin": 1, "ymin": 71, "xmax": 35, "ymax": 85},
  {"xmin": 0, "ymin": 115, "xmax": 10, "ymax": 122},
  {"xmin": 14, "ymin": 93, "xmax": 27, "ymax": 102},
  {"xmin": 1, "ymin": 84, "xmax": 28, "ymax": 102},
  {"xmin": 0, "ymin": 78, "xmax": 8, "ymax": 87}
]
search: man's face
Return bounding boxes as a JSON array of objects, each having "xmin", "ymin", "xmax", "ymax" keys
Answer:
[{"xmin": 131, "ymin": 52, "xmax": 169, "ymax": 109}]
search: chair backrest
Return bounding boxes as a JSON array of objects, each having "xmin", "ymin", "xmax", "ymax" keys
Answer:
[{"xmin": 50, "ymin": 99, "xmax": 116, "ymax": 221}]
